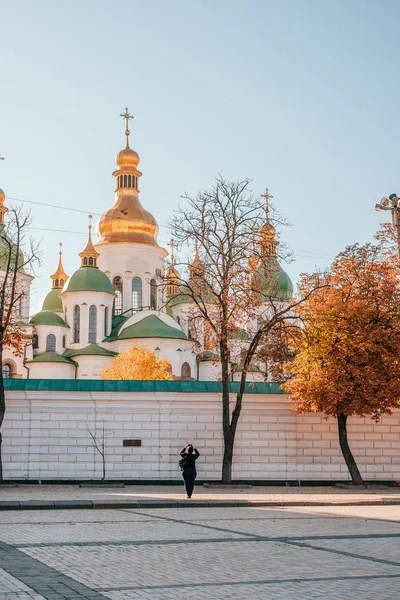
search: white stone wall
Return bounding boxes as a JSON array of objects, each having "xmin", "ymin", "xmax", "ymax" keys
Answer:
[{"xmin": 2, "ymin": 390, "xmax": 400, "ymax": 481}]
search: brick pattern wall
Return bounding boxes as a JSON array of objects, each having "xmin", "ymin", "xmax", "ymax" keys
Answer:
[{"xmin": 3, "ymin": 391, "xmax": 400, "ymax": 481}]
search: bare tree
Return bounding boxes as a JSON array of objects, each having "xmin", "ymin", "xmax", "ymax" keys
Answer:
[
  {"xmin": 86, "ymin": 421, "xmax": 109, "ymax": 481},
  {"xmin": 169, "ymin": 176, "xmax": 324, "ymax": 482},
  {"xmin": 0, "ymin": 204, "xmax": 40, "ymax": 480}
]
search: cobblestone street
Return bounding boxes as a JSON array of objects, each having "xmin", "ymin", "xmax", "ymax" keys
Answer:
[{"xmin": 1, "ymin": 504, "xmax": 400, "ymax": 600}]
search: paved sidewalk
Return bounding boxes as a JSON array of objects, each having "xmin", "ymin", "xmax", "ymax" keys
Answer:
[
  {"xmin": 0, "ymin": 504, "xmax": 400, "ymax": 599},
  {"xmin": 0, "ymin": 484, "xmax": 400, "ymax": 510}
]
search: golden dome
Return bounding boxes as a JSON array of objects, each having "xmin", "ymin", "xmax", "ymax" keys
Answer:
[
  {"xmin": 97, "ymin": 191, "xmax": 159, "ymax": 246},
  {"xmin": 0, "ymin": 189, "xmax": 5, "ymax": 204},
  {"xmin": 115, "ymin": 142, "xmax": 140, "ymax": 169},
  {"xmin": 97, "ymin": 108, "xmax": 159, "ymax": 246}
]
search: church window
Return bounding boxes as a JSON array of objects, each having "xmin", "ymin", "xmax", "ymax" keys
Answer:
[
  {"xmin": 60, "ymin": 279, "xmax": 64, "ymax": 287},
  {"xmin": 88, "ymin": 257, "xmax": 94, "ymax": 266},
  {"xmin": 150, "ymin": 279, "xmax": 157, "ymax": 310},
  {"xmin": 62, "ymin": 335, "xmax": 66, "ymax": 348},
  {"xmin": 2, "ymin": 363, "xmax": 12, "ymax": 379},
  {"xmin": 83, "ymin": 257, "xmax": 88, "ymax": 266},
  {"xmin": 113, "ymin": 276, "xmax": 123, "ymax": 316},
  {"xmin": 181, "ymin": 362, "xmax": 191, "ymax": 380},
  {"xmin": 55, "ymin": 279, "xmax": 59, "ymax": 288},
  {"xmin": 88, "ymin": 305, "xmax": 97, "ymax": 343},
  {"xmin": 132, "ymin": 277, "xmax": 142, "ymax": 310},
  {"xmin": 73, "ymin": 305, "xmax": 80, "ymax": 343},
  {"xmin": 124, "ymin": 174, "xmax": 127, "ymax": 187},
  {"xmin": 32, "ymin": 334, "xmax": 38, "ymax": 349},
  {"xmin": 128, "ymin": 175, "xmax": 131, "ymax": 187},
  {"xmin": 46, "ymin": 334, "xmax": 56, "ymax": 352},
  {"xmin": 176, "ymin": 316, "xmax": 180, "ymax": 325},
  {"xmin": 104, "ymin": 306, "xmax": 109, "ymax": 336}
]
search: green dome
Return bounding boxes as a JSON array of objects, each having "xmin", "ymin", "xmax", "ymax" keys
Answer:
[
  {"xmin": 255, "ymin": 257, "xmax": 293, "ymax": 301},
  {"xmin": 0, "ymin": 225, "xmax": 25, "ymax": 273},
  {"xmin": 42, "ymin": 288, "xmax": 63, "ymax": 312},
  {"xmin": 30, "ymin": 310, "xmax": 69, "ymax": 328},
  {"xmin": 106, "ymin": 315, "xmax": 187, "ymax": 342},
  {"xmin": 63, "ymin": 267, "xmax": 114, "ymax": 294}
]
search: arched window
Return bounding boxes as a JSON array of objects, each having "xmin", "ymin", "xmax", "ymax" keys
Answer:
[
  {"xmin": 104, "ymin": 306, "xmax": 109, "ymax": 337},
  {"xmin": 150, "ymin": 279, "xmax": 157, "ymax": 310},
  {"xmin": 113, "ymin": 276, "xmax": 123, "ymax": 316},
  {"xmin": 32, "ymin": 334, "xmax": 38, "ymax": 349},
  {"xmin": 88, "ymin": 305, "xmax": 97, "ymax": 343},
  {"xmin": 88, "ymin": 257, "xmax": 94, "ymax": 266},
  {"xmin": 46, "ymin": 334, "xmax": 56, "ymax": 352},
  {"xmin": 62, "ymin": 335, "xmax": 66, "ymax": 348},
  {"xmin": 124, "ymin": 174, "xmax": 127, "ymax": 187},
  {"xmin": 128, "ymin": 175, "xmax": 131, "ymax": 187},
  {"xmin": 132, "ymin": 277, "xmax": 142, "ymax": 311},
  {"xmin": 55, "ymin": 279, "xmax": 59, "ymax": 288},
  {"xmin": 176, "ymin": 316, "xmax": 181, "ymax": 325},
  {"xmin": 181, "ymin": 362, "xmax": 191, "ymax": 380},
  {"xmin": 2, "ymin": 363, "xmax": 12, "ymax": 379},
  {"xmin": 73, "ymin": 305, "xmax": 80, "ymax": 343},
  {"xmin": 60, "ymin": 279, "xmax": 64, "ymax": 288}
]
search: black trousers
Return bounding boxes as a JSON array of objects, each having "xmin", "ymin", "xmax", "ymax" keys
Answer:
[{"xmin": 182, "ymin": 467, "xmax": 197, "ymax": 497}]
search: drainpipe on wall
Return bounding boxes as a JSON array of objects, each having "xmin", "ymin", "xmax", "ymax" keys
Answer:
[{"xmin": 23, "ymin": 342, "xmax": 33, "ymax": 379}]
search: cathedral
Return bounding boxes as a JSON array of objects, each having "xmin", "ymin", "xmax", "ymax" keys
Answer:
[{"xmin": 0, "ymin": 111, "xmax": 293, "ymax": 381}]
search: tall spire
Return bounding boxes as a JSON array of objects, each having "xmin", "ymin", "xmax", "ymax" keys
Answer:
[
  {"xmin": 79, "ymin": 215, "xmax": 99, "ymax": 267},
  {"xmin": 259, "ymin": 187, "xmax": 278, "ymax": 258},
  {"xmin": 166, "ymin": 238, "xmax": 180, "ymax": 297},
  {"xmin": 189, "ymin": 239, "xmax": 205, "ymax": 280},
  {"xmin": 51, "ymin": 243, "xmax": 69, "ymax": 289}
]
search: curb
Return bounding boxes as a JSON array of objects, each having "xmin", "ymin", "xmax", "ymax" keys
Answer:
[{"xmin": 0, "ymin": 498, "xmax": 399, "ymax": 511}]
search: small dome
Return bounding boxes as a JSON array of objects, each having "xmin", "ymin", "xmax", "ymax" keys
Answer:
[
  {"xmin": 42, "ymin": 288, "xmax": 63, "ymax": 312},
  {"xmin": 115, "ymin": 145, "xmax": 140, "ymax": 169},
  {"xmin": 30, "ymin": 310, "xmax": 69, "ymax": 327},
  {"xmin": 63, "ymin": 266, "xmax": 114, "ymax": 294},
  {"xmin": 255, "ymin": 257, "xmax": 293, "ymax": 301}
]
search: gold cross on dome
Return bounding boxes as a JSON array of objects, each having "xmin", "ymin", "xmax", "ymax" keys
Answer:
[
  {"xmin": 59, "ymin": 242, "xmax": 62, "ymax": 256},
  {"xmin": 260, "ymin": 188, "xmax": 273, "ymax": 214},
  {"xmin": 88, "ymin": 214, "xmax": 93, "ymax": 231},
  {"xmin": 120, "ymin": 107, "xmax": 134, "ymax": 140}
]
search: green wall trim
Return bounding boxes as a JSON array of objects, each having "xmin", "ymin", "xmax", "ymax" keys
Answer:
[{"xmin": 3, "ymin": 379, "xmax": 287, "ymax": 394}]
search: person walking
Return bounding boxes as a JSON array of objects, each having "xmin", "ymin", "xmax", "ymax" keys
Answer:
[{"xmin": 180, "ymin": 444, "xmax": 200, "ymax": 499}]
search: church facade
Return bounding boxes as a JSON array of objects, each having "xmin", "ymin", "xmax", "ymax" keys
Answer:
[{"xmin": 0, "ymin": 112, "xmax": 292, "ymax": 381}]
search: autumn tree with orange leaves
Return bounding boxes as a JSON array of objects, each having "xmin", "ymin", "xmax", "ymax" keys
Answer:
[
  {"xmin": 0, "ymin": 202, "xmax": 40, "ymax": 480},
  {"xmin": 284, "ymin": 240, "xmax": 400, "ymax": 485},
  {"xmin": 100, "ymin": 345, "xmax": 173, "ymax": 380}
]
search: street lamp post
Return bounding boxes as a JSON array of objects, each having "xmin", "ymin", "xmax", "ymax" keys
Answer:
[{"xmin": 374, "ymin": 193, "xmax": 400, "ymax": 263}]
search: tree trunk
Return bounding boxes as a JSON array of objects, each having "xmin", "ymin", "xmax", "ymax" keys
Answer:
[
  {"xmin": 337, "ymin": 413, "xmax": 363, "ymax": 485},
  {"xmin": 220, "ymin": 334, "xmax": 233, "ymax": 483},
  {"xmin": 0, "ymin": 346, "xmax": 4, "ymax": 482}
]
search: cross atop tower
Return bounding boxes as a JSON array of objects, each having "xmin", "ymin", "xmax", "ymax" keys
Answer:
[
  {"xmin": 260, "ymin": 188, "xmax": 273, "ymax": 215},
  {"xmin": 120, "ymin": 107, "xmax": 134, "ymax": 144},
  {"xmin": 168, "ymin": 239, "xmax": 176, "ymax": 263}
]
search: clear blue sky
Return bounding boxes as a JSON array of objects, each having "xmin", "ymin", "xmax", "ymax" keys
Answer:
[{"xmin": 1, "ymin": 0, "xmax": 399, "ymax": 312}]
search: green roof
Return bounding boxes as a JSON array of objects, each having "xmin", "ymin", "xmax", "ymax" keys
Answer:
[
  {"xmin": 168, "ymin": 288, "xmax": 193, "ymax": 307},
  {"xmin": 106, "ymin": 314, "xmax": 187, "ymax": 341},
  {"xmin": 42, "ymin": 288, "xmax": 63, "ymax": 312},
  {"xmin": 197, "ymin": 350, "xmax": 219, "ymax": 362},
  {"xmin": 64, "ymin": 344, "xmax": 118, "ymax": 358},
  {"xmin": 26, "ymin": 351, "xmax": 76, "ymax": 365},
  {"xmin": 3, "ymin": 379, "xmax": 287, "ymax": 394},
  {"xmin": 63, "ymin": 267, "xmax": 114, "ymax": 294},
  {"xmin": 255, "ymin": 257, "xmax": 293, "ymax": 301},
  {"xmin": 30, "ymin": 310, "xmax": 69, "ymax": 328}
]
